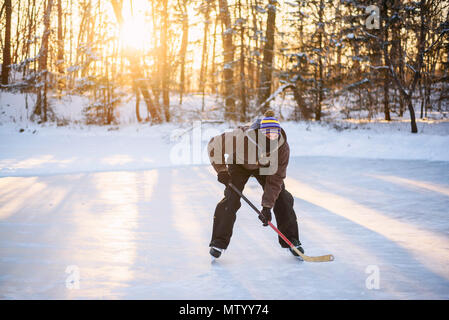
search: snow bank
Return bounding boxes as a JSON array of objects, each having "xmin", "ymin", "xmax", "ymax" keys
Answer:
[
  {"xmin": 0, "ymin": 91, "xmax": 225, "ymax": 126},
  {"xmin": 0, "ymin": 118, "xmax": 448, "ymax": 177},
  {"xmin": 0, "ymin": 91, "xmax": 88, "ymax": 124},
  {"xmin": 282, "ymin": 121, "xmax": 449, "ymax": 162}
]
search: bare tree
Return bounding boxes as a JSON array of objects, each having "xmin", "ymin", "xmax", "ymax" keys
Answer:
[
  {"xmin": 381, "ymin": 0, "xmax": 431, "ymax": 133},
  {"xmin": 33, "ymin": 0, "xmax": 54, "ymax": 122},
  {"xmin": 257, "ymin": 0, "xmax": 277, "ymax": 113},
  {"xmin": 217, "ymin": 0, "xmax": 235, "ymax": 120},
  {"xmin": 200, "ymin": 0, "xmax": 211, "ymax": 111},
  {"xmin": 1, "ymin": 0, "xmax": 12, "ymax": 85},
  {"xmin": 237, "ymin": 0, "xmax": 247, "ymax": 121},
  {"xmin": 178, "ymin": 0, "xmax": 189, "ymax": 105},
  {"xmin": 57, "ymin": 0, "xmax": 65, "ymax": 91},
  {"xmin": 160, "ymin": 0, "xmax": 170, "ymax": 121}
]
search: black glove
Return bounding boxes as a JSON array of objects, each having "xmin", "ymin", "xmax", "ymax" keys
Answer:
[
  {"xmin": 217, "ymin": 170, "xmax": 231, "ymax": 186},
  {"xmin": 259, "ymin": 207, "xmax": 272, "ymax": 226}
]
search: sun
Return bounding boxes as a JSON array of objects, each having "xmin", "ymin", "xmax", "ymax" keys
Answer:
[
  {"xmin": 118, "ymin": 3, "xmax": 150, "ymax": 51},
  {"xmin": 120, "ymin": 20, "xmax": 147, "ymax": 51}
]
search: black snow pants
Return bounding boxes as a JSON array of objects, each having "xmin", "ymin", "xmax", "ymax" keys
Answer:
[{"xmin": 209, "ymin": 164, "xmax": 299, "ymax": 249}]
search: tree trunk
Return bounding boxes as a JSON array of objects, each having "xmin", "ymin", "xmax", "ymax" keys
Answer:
[
  {"xmin": 407, "ymin": 97, "xmax": 418, "ymax": 133},
  {"xmin": 161, "ymin": 0, "xmax": 170, "ymax": 121},
  {"xmin": 23, "ymin": 0, "xmax": 36, "ymax": 79},
  {"xmin": 381, "ymin": 0, "xmax": 391, "ymax": 120},
  {"xmin": 238, "ymin": 0, "xmax": 247, "ymax": 121},
  {"xmin": 257, "ymin": 0, "xmax": 276, "ymax": 113},
  {"xmin": 57, "ymin": 0, "xmax": 65, "ymax": 91},
  {"xmin": 383, "ymin": 76, "xmax": 391, "ymax": 121},
  {"xmin": 210, "ymin": 11, "xmax": 218, "ymax": 96},
  {"xmin": 134, "ymin": 82, "xmax": 142, "ymax": 123},
  {"xmin": 1, "ymin": 0, "xmax": 12, "ymax": 85},
  {"xmin": 200, "ymin": 0, "xmax": 211, "ymax": 111},
  {"xmin": 217, "ymin": 0, "xmax": 235, "ymax": 120},
  {"xmin": 316, "ymin": 0, "xmax": 324, "ymax": 121},
  {"xmin": 178, "ymin": 0, "xmax": 189, "ymax": 105},
  {"xmin": 34, "ymin": 0, "xmax": 54, "ymax": 122}
]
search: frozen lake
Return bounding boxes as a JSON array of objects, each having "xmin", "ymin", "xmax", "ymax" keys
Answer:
[{"xmin": 1, "ymin": 156, "xmax": 448, "ymax": 299}]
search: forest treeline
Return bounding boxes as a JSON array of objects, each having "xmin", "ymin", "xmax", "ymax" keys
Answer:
[{"xmin": 0, "ymin": 0, "xmax": 448, "ymax": 132}]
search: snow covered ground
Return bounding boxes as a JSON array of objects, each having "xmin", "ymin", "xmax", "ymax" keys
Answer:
[{"xmin": 1, "ymin": 91, "xmax": 449, "ymax": 299}]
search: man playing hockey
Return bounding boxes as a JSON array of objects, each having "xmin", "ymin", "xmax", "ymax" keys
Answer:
[{"xmin": 207, "ymin": 110, "xmax": 304, "ymax": 259}]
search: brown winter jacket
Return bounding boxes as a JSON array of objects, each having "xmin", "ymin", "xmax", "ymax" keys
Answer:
[{"xmin": 208, "ymin": 125, "xmax": 290, "ymax": 209}]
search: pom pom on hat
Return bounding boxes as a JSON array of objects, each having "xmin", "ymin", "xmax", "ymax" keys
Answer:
[
  {"xmin": 264, "ymin": 110, "xmax": 275, "ymax": 117},
  {"xmin": 260, "ymin": 110, "xmax": 281, "ymax": 134}
]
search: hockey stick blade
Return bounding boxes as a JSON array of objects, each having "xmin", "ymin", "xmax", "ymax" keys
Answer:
[
  {"xmin": 300, "ymin": 253, "xmax": 335, "ymax": 262},
  {"xmin": 290, "ymin": 244, "xmax": 334, "ymax": 262}
]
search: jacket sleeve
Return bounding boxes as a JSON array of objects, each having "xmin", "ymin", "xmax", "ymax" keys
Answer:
[
  {"xmin": 261, "ymin": 143, "xmax": 289, "ymax": 208},
  {"xmin": 208, "ymin": 133, "xmax": 227, "ymax": 173},
  {"xmin": 208, "ymin": 129, "xmax": 239, "ymax": 173}
]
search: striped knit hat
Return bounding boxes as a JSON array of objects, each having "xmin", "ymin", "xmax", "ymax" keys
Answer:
[{"xmin": 260, "ymin": 110, "xmax": 281, "ymax": 134}]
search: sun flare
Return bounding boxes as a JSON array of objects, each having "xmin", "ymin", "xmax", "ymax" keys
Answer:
[
  {"xmin": 118, "ymin": 3, "xmax": 149, "ymax": 51},
  {"xmin": 120, "ymin": 20, "xmax": 148, "ymax": 50}
]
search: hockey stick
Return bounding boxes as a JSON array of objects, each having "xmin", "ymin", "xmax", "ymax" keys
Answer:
[{"xmin": 228, "ymin": 183, "xmax": 334, "ymax": 262}]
